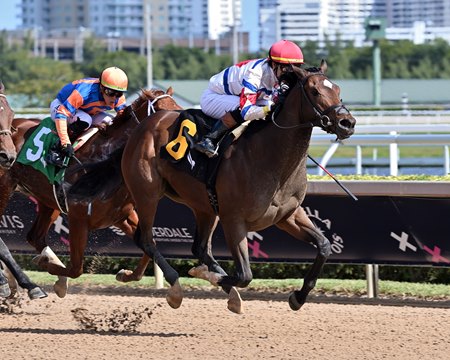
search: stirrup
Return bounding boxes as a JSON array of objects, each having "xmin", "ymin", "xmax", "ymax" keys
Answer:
[
  {"xmin": 45, "ymin": 151, "xmax": 66, "ymax": 168},
  {"xmin": 195, "ymin": 138, "xmax": 218, "ymax": 158}
]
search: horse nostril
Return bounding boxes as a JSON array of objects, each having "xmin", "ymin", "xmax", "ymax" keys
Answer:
[
  {"xmin": 0, "ymin": 152, "xmax": 16, "ymax": 165},
  {"xmin": 339, "ymin": 118, "xmax": 354, "ymax": 130}
]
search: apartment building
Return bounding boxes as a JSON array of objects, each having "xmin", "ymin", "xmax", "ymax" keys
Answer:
[
  {"xmin": 19, "ymin": 0, "xmax": 240, "ymax": 40},
  {"xmin": 259, "ymin": 0, "xmax": 450, "ymax": 49}
]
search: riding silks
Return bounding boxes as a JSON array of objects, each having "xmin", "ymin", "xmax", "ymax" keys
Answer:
[{"xmin": 17, "ymin": 117, "xmax": 68, "ymax": 184}]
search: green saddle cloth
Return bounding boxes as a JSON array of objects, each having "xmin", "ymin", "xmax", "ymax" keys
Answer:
[{"xmin": 17, "ymin": 117, "xmax": 67, "ymax": 184}]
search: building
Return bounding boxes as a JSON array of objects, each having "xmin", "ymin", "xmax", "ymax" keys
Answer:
[
  {"xmin": 15, "ymin": 0, "xmax": 246, "ymax": 61},
  {"xmin": 258, "ymin": 0, "xmax": 450, "ymax": 50},
  {"xmin": 19, "ymin": 0, "xmax": 241, "ymax": 40}
]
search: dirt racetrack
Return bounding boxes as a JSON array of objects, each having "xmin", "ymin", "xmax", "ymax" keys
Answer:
[{"xmin": 1, "ymin": 286, "xmax": 449, "ymax": 360}]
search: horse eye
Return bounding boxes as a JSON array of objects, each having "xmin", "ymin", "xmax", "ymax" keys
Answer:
[{"xmin": 311, "ymin": 89, "xmax": 320, "ymax": 96}]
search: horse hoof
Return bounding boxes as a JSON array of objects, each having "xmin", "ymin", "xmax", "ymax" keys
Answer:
[
  {"xmin": 28, "ymin": 287, "xmax": 48, "ymax": 300},
  {"xmin": 0, "ymin": 283, "xmax": 11, "ymax": 298},
  {"xmin": 188, "ymin": 264, "xmax": 208, "ymax": 279},
  {"xmin": 53, "ymin": 277, "xmax": 68, "ymax": 298},
  {"xmin": 116, "ymin": 269, "xmax": 132, "ymax": 282},
  {"xmin": 32, "ymin": 254, "xmax": 49, "ymax": 269},
  {"xmin": 166, "ymin": 279, "xmax": 183, "ymax": 309},
  {"xmin": 227, "ymin": 287, "xmax": 243, "ymax": 314},
  {"xmin": 288, "ymin": 292, "xmax": 303, "ymax": 311}
]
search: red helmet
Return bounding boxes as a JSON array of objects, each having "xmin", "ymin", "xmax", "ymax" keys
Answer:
[
  {"xmin": 100, "ymin": 67, "xmax": 128, "ymax": 91},
  {"xmin": 269, "ymin": 40, "xmax": 304, "ymax": 64}
]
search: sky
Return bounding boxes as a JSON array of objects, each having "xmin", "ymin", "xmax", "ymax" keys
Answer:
[
  {"xmin": 0, "ymin": 0, "xmax": 20, "ymax": 30},
  {"xmin": 0, "ymin": 0, "xmax": 259, "ymax": 51}
]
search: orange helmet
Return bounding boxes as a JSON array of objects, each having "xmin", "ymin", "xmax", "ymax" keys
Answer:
[
  {"xmin": 100, "ymin": 67, "xmax": 128, "ymax": 91},
  {"xmin": 269, "ymin": 40, "xmax": 304, "ymax": 64}
]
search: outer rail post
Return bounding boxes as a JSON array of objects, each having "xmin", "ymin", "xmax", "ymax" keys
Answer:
[
  {"xmin": 366, "ymin": 264, "xmax": 379, "ymax": 298},
  {"xmin": 154, "ymin": 262, "xmax": 164, "ymax": 289}
]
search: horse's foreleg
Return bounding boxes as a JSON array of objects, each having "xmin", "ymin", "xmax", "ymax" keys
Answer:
[
  {"xmin": 26, "ymin": 204, "xmax": 60, "ymax": 252},
  {"xmin": 0, "ymin": 239, "xmax": 47, "ymax": 300},
  {"xmin": 189, "ymin": 211, "xmax": 242, "ymax": 309},
  {"xmin": 212, "ymin": 223, "xmax": 252, "ymax": 314},
  {"xmin": 41, "ymin": 217, "xmax": 88, "ymax": 298},
  {"xmin": 276, "ymin": 206, "xmax": 331, "ymax": 311},
  {"xmin": 27, "ymin": 205, "xmax": 68, "ymax": 296},
  {"xmin": 113, "ymin": 211, "xmax": 152, "ymax": 283},
  {"xmin": 134, "ymin": 220, "xmax": 182, "ymax": 309},
  {"xmin": 0, "ymin": 266, "xmax": 11, "ymax": 298}
]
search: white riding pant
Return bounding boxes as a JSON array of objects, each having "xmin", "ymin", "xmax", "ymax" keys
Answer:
[
  {"xmin": 50, "ymin": 99, "xmax": 114, "ymax": 127},
  {"xmin": 200, "ymin": 89, "xmax": 240, "ymax": 119},
  {"xmin": 200, "ymin": 88, "xmax": 270, "ymax": 119}
]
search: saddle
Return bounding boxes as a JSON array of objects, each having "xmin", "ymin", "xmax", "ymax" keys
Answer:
[{"xmin": 160, "ymin": 109, "xmax": 252, "ymax": 212}]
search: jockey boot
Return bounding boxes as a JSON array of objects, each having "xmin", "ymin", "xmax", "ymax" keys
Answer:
[
  {"xmin": 195, "ymin": 120, "xmax": 229, "ymax": 158},
  {"xmin": 45, "ymin": 144, "xmax": 66, "ymax": 168}
]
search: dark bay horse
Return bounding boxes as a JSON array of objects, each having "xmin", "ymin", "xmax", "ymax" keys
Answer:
[
  {"xmin": 0, "ymin": 82, "xmax": 47, "ymax": 300},
  {"xmin": 0, "ymin": 87, "xmax": 182, "ymax": 298},
  {"xmin": 70, "ymin": 61, "xmax": 356, "ymax": 313}
]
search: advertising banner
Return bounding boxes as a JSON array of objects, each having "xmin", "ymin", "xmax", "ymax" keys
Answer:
[{"xmin": 1, "ymin": 193, "xmax": 449, "ymax": 267}]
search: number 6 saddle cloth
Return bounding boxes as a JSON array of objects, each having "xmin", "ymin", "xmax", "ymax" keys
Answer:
[{"xmin": 160, "ymin": 109, "xmax": 233, "ymax": 185}]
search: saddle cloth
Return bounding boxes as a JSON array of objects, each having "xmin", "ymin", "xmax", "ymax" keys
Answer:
[
  {"xmin": 160, "ymin": 109, "xmax": 219, "ymax": 183},
  {"xmin": 17, "ymin": 117, "xmax": 97, "ymax": 184}
]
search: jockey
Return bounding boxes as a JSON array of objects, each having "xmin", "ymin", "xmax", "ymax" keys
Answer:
[
  {"xmin": 194, "ymin": 40, "xmax": 304, "ymax": 158},
  {"xmin": 46, "ymin": 66, "xmax": 128, "ymax": 167}
]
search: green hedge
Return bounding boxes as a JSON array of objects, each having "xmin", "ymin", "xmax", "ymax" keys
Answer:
[{"xmin": 12, "ymin": 255, "xmax": 449, "ymax": 284}]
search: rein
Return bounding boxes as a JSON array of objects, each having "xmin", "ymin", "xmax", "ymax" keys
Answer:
[{"xmin": 0, "ymin": 93, "xmax": 14, "ymax": 135}]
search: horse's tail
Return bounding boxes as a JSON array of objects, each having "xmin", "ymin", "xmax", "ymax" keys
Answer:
[{"xmin": 68, "ymin": 147, "xmax": 124, "ymax": 202}]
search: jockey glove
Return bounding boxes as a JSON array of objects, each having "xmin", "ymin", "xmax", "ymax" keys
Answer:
[{"xmin": 61, "ymin": 143, "xmax": 74, "ymax": 158}]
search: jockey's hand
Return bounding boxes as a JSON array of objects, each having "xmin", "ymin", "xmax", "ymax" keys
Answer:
[
  {"xmin": 94, "ymin": 122, "xmax": 108, "ymax": 131},
  {"xmin": 263, "ymin": 101, "xmax": 274, "ymax": 116},
  {"xmin": 61, "ymin": 143, "xmax": 74, "ymax": 158}
]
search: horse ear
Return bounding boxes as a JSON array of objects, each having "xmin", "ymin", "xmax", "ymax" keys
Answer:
[
  {"xmin": 166, "ymin": 87, "xmax": 174, "ymax": 96},
  {"xmin": 0, "ymin": 81, "xmax": 4, "ymax": 93},
  {"xmin": 320, "ymin": 59, "xmax": 328, "ymax": 73}
]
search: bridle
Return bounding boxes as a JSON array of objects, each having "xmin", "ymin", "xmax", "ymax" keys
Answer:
[
  {"xmin": 147, "ymin": 94, "xmax": 174, "ymax": 116},
  {"xmin": 129, "ymin": 93, "xmax": 175, "ymax": 126},
  {"xmin": 272, "ymin": 72, "xmax": 351, "ymax": 132},
  {"xmin": 0, "ymin": 94, "xmax": 14, "ymax": 136}
]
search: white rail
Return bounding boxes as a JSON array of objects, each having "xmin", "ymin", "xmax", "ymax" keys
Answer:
[{"xmin": 311, "ymin": 126, "xmax": 450, "ymax": 176}]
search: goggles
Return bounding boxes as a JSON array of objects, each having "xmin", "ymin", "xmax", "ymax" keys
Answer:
[{"xmin": 103, "ymin": 87, "xmax": 123, "ymax": 98}]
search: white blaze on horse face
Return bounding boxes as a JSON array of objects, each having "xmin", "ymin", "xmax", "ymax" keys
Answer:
[{"xmin": 323, "ymin": 79, "xmax": 333, "ymax": 89}]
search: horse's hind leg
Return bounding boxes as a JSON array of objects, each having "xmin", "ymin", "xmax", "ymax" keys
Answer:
[
  {"xmin": 0, "ymin": 238, "xmax": 47, "ymax": 300},
  {"xmin": 113, "ymin": 210, "xmax": 152, "ymax": 283},
  {"xmin": 190, "ymin": 212, "xmax": 225, "ymax": 275},
  {"xmin": 276, "ymin": 206, "xmax": 331, "ymax": 311}
]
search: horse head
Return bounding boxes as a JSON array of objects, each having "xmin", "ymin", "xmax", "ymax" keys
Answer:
[
  {"xmin": 135, "ymin": 87, "xmax": 183, "ymax": 119},
  {"xmin": 108, "ymin": 87, "xmax": 183, "ymax": 132},
  {"xmin": 289, "ymin": 60, "xmax": 356, "ymax": 140},
  {"xmin": 0, "ymin": 82, "xmax": 17, "ymax": 169}
]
